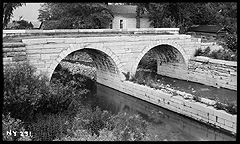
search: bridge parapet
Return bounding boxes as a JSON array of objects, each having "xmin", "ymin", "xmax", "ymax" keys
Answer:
[{"xmin": 3, "ymin": 28, "xmax": 179, "ymax": 38}]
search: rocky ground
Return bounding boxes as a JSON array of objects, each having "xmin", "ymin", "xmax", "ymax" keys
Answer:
[{"xmin": 60, "ymin": 61, "xmax": 96, "ymax": 80}]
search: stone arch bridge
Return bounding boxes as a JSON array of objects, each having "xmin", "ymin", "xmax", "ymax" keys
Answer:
[
  {"xmin": 4, "ymin": 29, "xmax": 237, "ymax": 134},
  {"xmin": 3, "ymin": 28, "xmax": 201, "ymax": 83}
]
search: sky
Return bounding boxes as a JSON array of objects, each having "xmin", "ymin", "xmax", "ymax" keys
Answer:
[{"xmin": 12, "ymin": 3, "xmax": 43, "ymax": 28}]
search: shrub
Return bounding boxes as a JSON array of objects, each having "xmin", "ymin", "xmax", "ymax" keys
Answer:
[
  {"xmin": 111, "ymin": 112, "xmax": 149, "ymax": 141},
  {"xmin": 27, "ymin": 113, "xmax": 71, "ymax": 141},
  {"xmin": 210, "ymin": 49, "xmax": 237, "ymax": 61},
  {"xmin": 194, "ymin": 48, "xmax": 204, "ymax": 57},
  {"xmin": 194, "ymin": 48, "xmax": 237, "ymax": 61},
  {"xmin": 122, "ymin": 72, "xmax": 130, "ymax": 81},
  {"xmin": 224, "ymin": 102, "xmax": 237, "ymax": 115},
  {"xmin": 134, "ymin": 71, "xmax": 145, "ymax": 85},
  {"xmin": 3, "ymin": 62, "xmax": 50, "ymax": 121},
  {"xmin": 3, "ymin": 61, "xmax": 88, "ymax": 122},
  {"xmin": 194, "ymin": 47, "xmax": 211, "ymax": 57},
  {"xmin": 54, "ymin": 108, "xmax": 150, "ymax": 141},
  {"xmin": 224, "ymin": 34, "xmax": 237, "ymax": 52},
  {"xmin": 214, "ymin": 101, "xmax": 237, "ymax": 115},
  {"xmin": 7, "ymin": 19, "xmax": 33, "ymax": 29},
  {"xmin": 193, "ymin": 95, "xmax": 201, "ymax": 102},
  {"xmin": 2, "ymin": 114, "xmax": 31, "ymax": 141},
  {"xmin": 145, "ymin": 73, "xmax": 154, "ymax": 87},
  {"xmin": 54, "ymin": 128, "xmax": 116, "ymax": 141},
  {"xmin": 70, "ymin": 106, "xmax": 113, "ymax": 137}
]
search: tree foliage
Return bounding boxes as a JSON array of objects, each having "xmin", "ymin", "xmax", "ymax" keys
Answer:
[
  {"xmin": 133, "ymin": 2, "xmax": 237, "ymax": 34},
  {"xmin": 7, "ymin": 19, "xmax": 34, "ymax": 29},
  {"xmin": 3, "ymin": 62, "xmax": 88, "ymax": 122},
  {"xmin": 38, "ymin": 3, "xmax": 113, "ymax": 29},
  {"xmin": 3, "ymin": 3, "xmax": 25, "ymax": 29},
  {"xmin": 128, "ymin": 2, "xmax": 237, "ymax": 53}
]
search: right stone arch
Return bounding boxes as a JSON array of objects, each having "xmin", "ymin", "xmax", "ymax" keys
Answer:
[{"xmin": 131, "ymin": 40, "xmax": 189, "ymax": 76}]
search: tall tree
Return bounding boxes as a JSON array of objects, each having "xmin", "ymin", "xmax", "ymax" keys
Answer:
[
  {"xmin": 11, "ymin": 19, "xmax": 33, "ymax": 29},
  {"xmin": 3, "ymin": 3, "xmax": 25, "ymax": 29},
  {"xmin": 209, "ymin": 2, "xmax": 237, "ymax": 34},
  {"xmin": 148, "ymin": 3, "xmax": 172, "ymax": 28},
  {"xmin": 135, "ymin": 3, "xmax": 149, "ymax": 28},
  {"xmin": 38, "ymin": 3, "xmax": 113, "ymax": 29},
  {"xmin": 122, "ymin": 3, "xmax": 149, "ymax": 28},
  {"xmin": 147, "ymin": 2, "xmax": 237, "ymax": 34}
]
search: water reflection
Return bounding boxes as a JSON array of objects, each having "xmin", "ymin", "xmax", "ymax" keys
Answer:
[{"xmin": 87, "ymin": 83, "xmax": 235, "ymax": 141}]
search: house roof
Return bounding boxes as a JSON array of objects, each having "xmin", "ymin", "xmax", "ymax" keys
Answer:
[
  {"xmin": 107, "ymin": 5, "xmax": 148, "ymax": 17},
  {"xmin": 187, "ymin": 25, "xmax": 229, "ymax": 33},
  {"xmin": 108, "ymin": 5, "xmax": 137, "ymax": 14}
]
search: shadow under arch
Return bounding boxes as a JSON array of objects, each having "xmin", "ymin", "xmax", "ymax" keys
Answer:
[
  {"xmin": 47, "ymin": 45, "xmax": 125, "ymax": 81},
  {"xmin": 131, "ymin": 41, "xmax": 189, "ymax": 76}
]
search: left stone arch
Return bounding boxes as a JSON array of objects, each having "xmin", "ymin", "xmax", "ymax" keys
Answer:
[{"xmin": 46, "ymin": 43, "xmax": 125, "ymax": 80}]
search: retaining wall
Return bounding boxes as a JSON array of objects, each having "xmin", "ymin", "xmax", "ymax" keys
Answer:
[
  {"xmin": 157, "ymin": 62, "xmax": 188, "ymax": 80},
  {"xmin": 96, "ymin": 70, "xmax": 237, "ymax": 135},
  {"xmin": 188, "ymin": 56, "xmax": 237, "ymax": 90},
  {"xmin": 157, "ymin": 56, "xmax": 237, "ymax": 91},
  {"xmin": 98, "ymin": 83, "xmax": 235, "ymax": 140}
]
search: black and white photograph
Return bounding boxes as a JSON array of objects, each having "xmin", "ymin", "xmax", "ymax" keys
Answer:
[{"xmin": 2, "ymin": 2, "xmax": 237, "ymax": 141}]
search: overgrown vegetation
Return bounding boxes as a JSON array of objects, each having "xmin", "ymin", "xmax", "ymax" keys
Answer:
[
  {"xmin": 194, "ymin": 47, "xmax": 237, "ymax": 61},
  {"xmin": 5, "ymin": 19, "xmax": 34, "ymax": 29},
  {"xmin": 3, "ymin": 62, "xmax": 151, "ymax": 141},
  {"xmin": 3, "ymin": 3, "xmax": 26, "ymax": 29},
  {"xmin": 194, "ymin": 33, "xmax": 237, "ymax": 61},
  {"xmin": 214, "ymin": 101, "xmax": 237, "ymax": 115}
]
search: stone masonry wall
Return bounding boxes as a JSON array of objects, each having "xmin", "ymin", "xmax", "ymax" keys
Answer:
[
  {"xmin": 96, "ymin": 70, "xmax": 237, "ymax": 135},
  {"xmin": 3, "ymin": 43, "xmax": 27, "ymax": 65},
  {"xmin": 97, "ymin": 83, "xmax": 234, "ymax": 140},
  {"xmin": 188, "ymin": 56, "xmax": 237, "ymax": 91},
  {"xmin": 157, "ymin": 62, "xmax": 188, "ymax": 80},
  {"xmin": 157, "ymin": 56, "xmax": 237, "ymax": 91}
]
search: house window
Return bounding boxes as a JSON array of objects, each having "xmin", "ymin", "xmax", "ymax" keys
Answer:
[
  {"xmin": 109, "ymin": 20, "xmax": 113, "ymax": 29},
  {"xmin": 120, "ymin": 19, "xmax": 123, "ymax": 29}
]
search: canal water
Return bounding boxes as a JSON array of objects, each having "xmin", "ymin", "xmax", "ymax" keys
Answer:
[{"xmin": 84, "ymin": 82, "xmax": 236, "ymax": 141}]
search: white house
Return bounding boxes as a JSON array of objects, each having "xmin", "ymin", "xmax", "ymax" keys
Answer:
[{"xmin": 107, "ymin": 5, "xmax": 151, "ymax": 29}]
